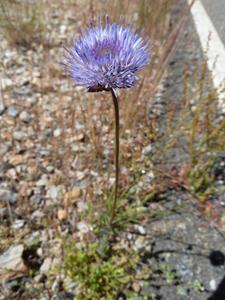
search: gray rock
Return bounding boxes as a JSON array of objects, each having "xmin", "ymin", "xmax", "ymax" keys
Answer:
[
  {"xmin": 7, "ymin": 106, "xmax": 18, "ymax": 117},
  {"xmin": 0, "ymin": 93, "xmax": 5, "ymax": 114},
  {"xmin": 0, "ymin": 189, "xmax": 18, "ymax": 204},
  {"xmin": 19, "ymin": 111, "xmax": 30, "ymax": 122},
  {"xmin": 142, "ymin": 144, "xmax": 153, "ymax": 156},
  {"xmin": 15, "ymin": 84, "xmax": 32, "ymax": 96},
  {"xmin": 1, "ymin": 78, "xmax": 13, "ymax": 89},
  {"xmin": 30, "ymin": 194, "xmax": 42, "ymax": 205},
  {"xmin": 12, "ymin": 219, "xmax": 25, "ymax": 229},
  {"xmin": 13, "ymin": 131, "xmax": 25, "ymax": 141},
  {"xmin": 40, "ymin": 257, "xmax": 52, "ymax": 274},
  {"xmin": 0, "ymin": 245, "xmax": 26, "ymax": 281},
  {"xmin": 0, "ymin": 207, "xmax": 8, "ymax": 217},
  {"xmin": 1, "ymin": 78, "xmax": 13, "ymax": 90},
  {"xmin": 46, "ymin": 165, "xmax": 55, "ymax": 173},
  {"xmin": 134, "ymin": 236, "xmax": 146, "ymax": 250},
  {"xmin": 136, "ymin": 225, "xmax": 147, "ymax": 235},
  {"xmin": 46, "ymin": 186, "xmax": 60, "ymax": 199},
  {"xmin": 0, "ymin": 144, "xmax": 10, "ymax": 157},
  {"xmin": 53, "ymin": 128, "xmax": 61, "ymax": 137},
  {"xmin": 36, "ymin": 175, "xmax": 49, "ymax": 187}
]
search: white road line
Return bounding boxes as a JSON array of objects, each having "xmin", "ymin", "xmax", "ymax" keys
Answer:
[{"xmin": 188, "ymin": 0, "xmax": 225, "ymax": 112}]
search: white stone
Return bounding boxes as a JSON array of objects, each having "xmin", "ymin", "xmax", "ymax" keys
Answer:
[
  {"xmin": 19, "ymin": 111, "xmax": 30, "ymax": 122},
  {"xmin": 7, "ymin": 106, "xmax": 18, "ymax": 117},
  {"xmin": 142, "ymin": 144, "xmax": 152, "ymax": 155},
  {"xmin": 0, "ymin": 245, "xmax": 26, "ymax": 280},
  {"xmin": 53, "ymin": 128, "xmax": 61, "ymax": 137},
  {"xmin": 46, "ymin": 186, "xmax": 59, "ymax": 199},
  {"xmin": 13, "ymin": 131, "xmax": 25, "ymax": 141},
  {"xmin": 136, "ymin": 225, "xmax": 146, "ymax": 235},
  {"xmin": 77, "ymin": 221, "xmax": 92, "ymax": 234},
  {"xmin": 36, "ymin": 175, "xmax": 49, "ymax": 186},
  {"xmin": 40, "ymin": 257, "xmax": 52, "ymax": 274},
  {"xmin": 1, "ymin": 78, "xmax": 13, "ymax": 89},
  {"xmin": 209, "ymin": 279, "xmax": 217, "ymax": 291},
  {"xmin": 12, "ymin": 219, "xmax": 25, "ymax": 229}
]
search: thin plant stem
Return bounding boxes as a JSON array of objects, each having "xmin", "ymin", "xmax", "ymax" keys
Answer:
[{"xmin": 110, "ymin": 88, "xmax": 120, "ymax": 225}]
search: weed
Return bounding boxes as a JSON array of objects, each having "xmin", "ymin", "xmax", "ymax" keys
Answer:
[
  {"xmin": 64, "ymin": 241, "xmax": 138, "ymax": 300},
  {"xmin": 148, "ymin": 48, "xmax": 225, "ymax": 203}
]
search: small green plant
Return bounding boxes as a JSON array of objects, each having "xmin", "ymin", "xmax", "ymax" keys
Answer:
[
  {"xmin": 64, "ymin": 242, "xmax": 137, "ymax": 300},
  {"xmin": 188, "ymin": 280, "xmax": 204, "ymax": 292},
  {"xmin": 160, "ymin": 263, "xmax": 176, "ymax": 285}
]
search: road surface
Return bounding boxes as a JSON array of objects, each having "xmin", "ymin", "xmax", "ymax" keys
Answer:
[{"xmin": 189, "ymin": 0, "xmax": 225, "ymax": 113}]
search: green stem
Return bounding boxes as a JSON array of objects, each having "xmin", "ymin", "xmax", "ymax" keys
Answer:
[{"xmin": 110, "ymin": 88, "xmax": 120, "ymax": 225}]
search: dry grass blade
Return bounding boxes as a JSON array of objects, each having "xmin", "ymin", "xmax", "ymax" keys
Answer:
[{"xmin": 0, "ymin": 0, "xmax": 45, "ymax": 47}]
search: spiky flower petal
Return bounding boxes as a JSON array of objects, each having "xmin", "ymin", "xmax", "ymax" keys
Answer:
[{"xmin": 64, "ymin": 18, "xmax": 151, "ymax": 92}]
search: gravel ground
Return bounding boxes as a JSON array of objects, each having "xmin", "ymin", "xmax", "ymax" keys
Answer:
[{"xmin": 0, "ymin": 1, "xmax": 224, "ymax": 299}]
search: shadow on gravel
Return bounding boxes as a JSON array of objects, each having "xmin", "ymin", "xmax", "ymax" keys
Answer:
[
  {"xmin": 207, "ymin": 250, "xmax": 225, "ymax": 300},
  {"xmin": 209, "ymin": 251, "xmax": 225, "ymax": 267},
  {"xmin": 208, "ymin": 276, "xmax": 225, "ymax": 300}
]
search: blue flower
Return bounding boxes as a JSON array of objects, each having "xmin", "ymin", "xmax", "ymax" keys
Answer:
[{"xmin": 64, "ymin": 18, "xmax": 151, "ymax": 92}]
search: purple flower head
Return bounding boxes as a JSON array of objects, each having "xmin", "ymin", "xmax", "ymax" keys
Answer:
[{"xmin": 64, "ymin": 17, "xmax": 151, "ymax": 92}]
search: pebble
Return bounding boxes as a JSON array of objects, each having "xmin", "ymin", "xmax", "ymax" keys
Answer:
[
  {"xmin": 37, "ymin": 248, "xmax": 43, "ymax": 257},
  {"xmin": 51, "ymin": 278, "xmax": 60, "ymax": 292},
  {"xmin": 30, "ymin": 195, "xmax": 42, "ymax": 206},
  {"xmin": 77, "ymin": 221, "xmax": 92, "ymax": 235},
  {"xmin": 46, "ymin": 185, "xmax": 61, "ymax": 199},
  {"xmin": 13, "ymin": 131, "xmax": 25, "ymax": 141},
  {"xmin": 12, "ymin": 219, "xmax": 25, "ymax": 229},
  {"xmin": 209, "ymin": 279, "xmax": 217, "ymax": 291},
  {"xmin": 76, "ymin": 171, "xmax": 86, "ymax": 181},
  {"xmin": 57, "ymin": 208, "xmax": 67, "ymax": 220},
  {"xmin": 6, "ymin": 168, "xmax": 17, "ymax": 179},
  {"xmin": 46, "ymin": 165, "xmax": 55, "ymax": 173},
  {"xmin": 63, "ymin": 276, "xmax": 77, "ymax": 293},
  {"xmin": 134, "ymin": 236, "xmax": 146, "ymax": 250},
  {"xmin": 0, "ymin": 244, "xmax": 26, "ymax": 279},
  {"xmin": 0, "ymin": 145, "xmax": 9, "ymax": 156},
  {"xmin": 1, "ymin": 78, "xmax": 13, "ymax": 89},
  {"xmin": 0, "ymin": 188, "xmax": 18, "ymax": 204},
  {"xmin": 19, "ymin": 110, "xmax": 30, "ymax": 122},
  {"xmin": 36, "ymin": 175, "xmax": 49, "ymax": 186},
  {"xmin": 142, "ymin": 144, "xmax": 152, "ymax": 155},
  {"xmin": 0, "ymin": 207, "xmax": 8, "ymax": 217},
  {"xmin": 132, "ymin": 281, "xmax": 141, "ymax": 293},
  {"xmin": 53, "ymin": 128, "xmax": 61, "ymax": 137},
  {"xmin": 60, "ymin": 24, "xmax": 67, "ymax": 34},
  {"xmin": 127, "ymin": 233, "xmax": 133, "ymax": 240},
  {"xmin": 7, "ymin": 106, "xmax": 18, "ymax": 117},
  {"xmin": 0, "ymin": 97, "xmax": 5, "ymax": 114},
  {"xmin": 136, "ymin": 225, "xmax": 147, "ymax": 235},
  {"xmin": 9, "ymin": 154, "xmax": 23, "ymax": 166},
  {"xmin": 31, "ymin": 211, "xmax": 44, "ymax": 223},
  {"xmin": 74, "ymin": 133, "xmax": 85, "ymax": 142},
  {"xmin": 34, "ymin": 273, "xmax": 46, "ymax": 283},
  {"xmin": 40, "ymin": 257, "xmax": 52, "ymax": 274},
  {"xmin": 77, "ymin": 200, "xmax": 88, "ymax": 212},
  {"xmin": 16, "ymin": 84, "xmax": 32, "ymax": 96}
]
